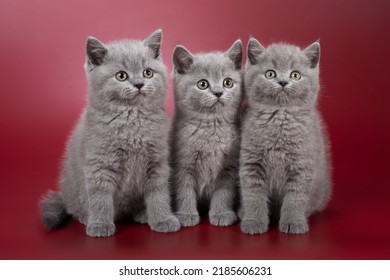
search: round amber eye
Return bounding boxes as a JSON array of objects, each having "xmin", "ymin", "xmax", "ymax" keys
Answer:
[
  {"xmin": 115, "ymin": 71, "xmax": 128, "ymax": 81},
  {"xmin": 290, "ymin": 71, "xmax": 301, "ymax": 81},
  {"xmin": 143, "ymin": 69, "xmax": 154, "ymax": 78},
  {"xmin": 197, "ymin": 79, "xmax": 209, "ymax": 90},
  {"xmin": 265, "ymin": 70, "xmax": 276, "ymax": 79},
  {"xmin": 223, "ymin": 78, "xmax": 234, "ymax": 88}
]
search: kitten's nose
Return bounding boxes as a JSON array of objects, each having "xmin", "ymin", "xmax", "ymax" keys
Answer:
[
  {"xmin": 214, "ymin": 92, "xmax": 223, "ymax": 98},
  {"xmin": 134, "ymin": 83, "xmax": 144, "ymax": 90},
  {"xmin": 278, "ymin": 81, "xmax": 288, "ymax": 87}
]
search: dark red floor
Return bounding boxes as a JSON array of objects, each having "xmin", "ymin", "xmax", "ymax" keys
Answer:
[
  {"xmin": 1, "ymin": 0, "xmax": 390, "ymax": 260},
  {"xmin": 1, "ymin": 155, "xmax": 390, "ymax": 260}
]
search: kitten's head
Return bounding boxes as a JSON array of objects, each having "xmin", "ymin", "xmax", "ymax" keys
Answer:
[
  {"xmin": 245, "ymin": 37, "xmax": 320, "ymax": 108},
  {"xmin": 172, "ymin": 40, "xmax": 243, "ymax": 118},
  {"xmin": 85, "ymin": 29, "xmax": 167, "ymax": 110}
]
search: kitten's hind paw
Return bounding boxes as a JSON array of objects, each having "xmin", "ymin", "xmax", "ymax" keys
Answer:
[
  {"xmin": 240, "ymin": 219, "xmax": 268, "ymax": 234},
  {"xmin": 279, "ymin": 219, "xmax": 309, "ymax": 234},
  {"xmin": 176, "ymin": 212, "xmax": 200, "ymax": 227},
  {"xmin": 133, "ymin": 212, "xmax": 148, "ymax": 224},
  {"xmin": 150, "ymin": 216, "xmax": 180, "ymax": 233},
  {"xmin": 210, "ymin": 212, "xmax": 237, "ymax": 226},
  {"xmin": 86, "ymin": 222, "xmax": 116, "ymax": 237}
]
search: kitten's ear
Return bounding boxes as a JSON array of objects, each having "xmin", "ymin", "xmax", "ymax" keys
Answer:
[
  {"xmin": 173, "ymin": 45, "xmax": 194, "ymax": 74},
  {"xmin": 226, "ymin": 40, "xmax": 243, "ymax": 70},
  {"xmin": 304, "ymin": 41, "xmax": 320, "ymax": 68},
  {"xmin": 144, "ymin": 29, "xmax": 162, "ymax": 59},
  {"xmin": 86, "ymin": 37, "xmax": 108, "ymax": 66},
  {"xmin": 247, "ymin": 37, "xmax": 265, "ymax": 65}
]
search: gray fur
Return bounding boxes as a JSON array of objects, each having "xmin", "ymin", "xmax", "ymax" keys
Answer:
[
  {"xmin": 40, "ymin": 30, "xmax": 180, "ymax": 237},
  {"xmin": 171, "ymin": 41, "xmax": 243, "ymax": 227},
  {"xmin": 239, "ymin": 38, "xmax": 331, "ymax": 234},
  {"xmin": 41, "ymin": 190, "xmax": 68, "ymax": 229}
]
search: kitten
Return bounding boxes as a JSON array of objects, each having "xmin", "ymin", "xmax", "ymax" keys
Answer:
[
  {"xmin": 40, "ymin": 30, "xmax": 180, "ymax": 237},
  {"xmin": 171, "ymin": 40, "xmax": 243, "ymax": 227},
  {"xmin": 239, "ymin": 38, "xmax": 331, "ymax": 234}
]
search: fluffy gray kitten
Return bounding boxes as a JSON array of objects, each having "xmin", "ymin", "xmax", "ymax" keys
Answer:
[
  {"xmin": 40, "ymin": 30, "xmax": 180, "ymax": 237},
  {"xmin": 239, "ymin": 38, "xmax": 331, "ymax": 234},
  {"xmin": 171, "ymin": 40, "xmax": 243, "ymax": 227}
]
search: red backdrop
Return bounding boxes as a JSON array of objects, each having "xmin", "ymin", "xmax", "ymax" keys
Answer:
[{"xmin": 0, "ymin": 0, "xmax": 389, "ymax": 259}]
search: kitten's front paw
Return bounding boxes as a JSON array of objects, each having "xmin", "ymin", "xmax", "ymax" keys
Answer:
[
  {"xmin": 86, "ymin": 222, "xmax": 116, "ymax": 237},
  {"xmin": 240, "ymin": 219, "xmax": 268, "ymax": 234},
  {"xmin": 279, "ymin": 218, "xmax": 309, "ymax": 234},
  {"xmin": 176, "ymin": 213, "xmax": 200, "ymax": 227},
  {"xmin": 150, "ymin": 216, "xmax": 180, "ymax": 233},
  {"xmin": 209, "ymin": 212, "xmax": 237, "ymax": 226}
]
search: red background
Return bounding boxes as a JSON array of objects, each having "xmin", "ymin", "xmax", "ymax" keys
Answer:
[{"xmin": 0, "ymin": 0, "xmax": 389, "ymax": 259}]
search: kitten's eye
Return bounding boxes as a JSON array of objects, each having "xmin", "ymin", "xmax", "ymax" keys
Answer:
[
  {"xmin": 290, "ymin": 71, "xmax": 301, "ymax": 81},
  {"xmin": 197, "ymin": 79, "xmax": 209, "ymax": 90},
  {"xmin": 115, "ymin": 71, "xmax": 128, "ymax": 81},
  {"xmin": 223, "ymin": 78, "xmax": 234, "ymax": 88},
  {"xmin": 265, "ymin": 70, "xmax": 276, "ymax": 79},
  {"xmin": 143, "ymin": 68, "xmax": 154, "ymax": 79}
]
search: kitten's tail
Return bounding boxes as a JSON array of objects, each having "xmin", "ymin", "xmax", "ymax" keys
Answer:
[{"xmin": 40, "ymin": 190, "xmax": 69, "ymax": 230}]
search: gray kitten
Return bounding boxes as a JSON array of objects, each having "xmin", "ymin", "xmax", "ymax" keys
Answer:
[
  {"xmin": 171, "ymin": 41, "xmax": 243, "ymax": 227},
  {"xmin": 239, "ymin": 38, "xmax": 331, "ymax": 234},
  {"xmin": 40, "ymin": 30, "xmax": 180, "ymax": 237}
]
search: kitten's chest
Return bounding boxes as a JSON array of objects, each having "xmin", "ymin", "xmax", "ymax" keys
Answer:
[
  {"xmin": 256, "ymin": 110, "xmax": 310, "ymax": 153},
  {"xmin": 251, "ymin": 110, "xmax": 312, "ymax": 191},
  {"xmin": 111, "ymin": 109, "xmax": 159, "ymax": 151},
  {"xmin": 108, "ymin": 110, "xmax": 163, "ymax": 184},
  {"xmin": 183, "ymin": 121, "xmax": 236, "ymax": 182}
]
